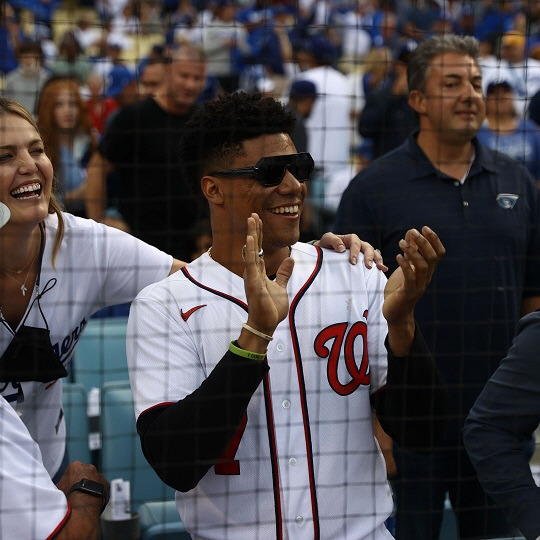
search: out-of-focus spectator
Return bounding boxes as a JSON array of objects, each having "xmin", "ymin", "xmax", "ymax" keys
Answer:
[
  {"xmin": 475, "ymin": 0, "xmax": 517, "ymax": 43},
  {"xmin": 478, "ymin": 77, "xmax": 540, "ymax": 183},
  {"xmin": 91, "ymin": 35, "xmax": 132, "ymax": 83},
  {"xmin": 167, "ymin": 0, "xmax": 198, "ymax": 45},
  {"xmin": 105, "ymin": 63, "xmax": 139, "ymax": 109},
  {"xmin": 358, "ymin": 40, "xmax": 418, "ymax": 160},
  {"xmin": 371, "ymin": 10, "xmax": 402, "ymax": 55},
  {"xmin": 294, "ymin": 34, "xmax": 351, "ymax": 174},
  {"xmin": 51, "ymin": 31, "xmax": 93, "ymax": 84},
  {"xmin": 286, "ymin": 79, "xmax": 317, "ymax": 153},
  {"xmin": 4, "ymin": 41, "xmax": 49, "ymax": 115},
  {"xmin": 85, "ymin": 44, "xmax": 208, "ymax": 259},
  {"xmin": 9, "ymin": 0, "xmax": 61, "ymax": 29},
  {"xmin": 201, "ymin": 0, "xmax": 251, "ymax": 93},
  {"xmin": 37, "ymin": 77, "xmax": 98, "ymax": 216},
  {"xmin": 498, "ymin": 31, "xmax": 540, "ymax": 116},
  {"xmin": 138, "ymin": 54, "xmax": 168, "ymax": 96},
  {"xmin": 84, "ymin": 71, "xmax": 119, "ymax": 135},
  {"xmin": 73, "ymin": 11, "xmax": 102, "ymax": 53},
  {"xmin": 402, "ymin": 0, "xmax": 445, "ymax": 41},
  {"xmin": 0, "ymin": 2, "xmax": 23, "ymax": 75},
  {"xmin": 241, "ymin": 5, "xmax": 293, "ymax": 81},
  {"xmin": 337, "ymin": 0, "xmax": 372, "ymax": 64},
  {"xmin": 453, "ymin": 3, "xmax": 476, "ymax": 36},
  {"xmin": 347, "ymin": 45, "xmax": 393, "ymax": 148}
]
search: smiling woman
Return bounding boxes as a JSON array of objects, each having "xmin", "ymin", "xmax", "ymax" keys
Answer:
[{"xmin": 0, "ymin": 98, "xmax": 177, "ymax": 503}]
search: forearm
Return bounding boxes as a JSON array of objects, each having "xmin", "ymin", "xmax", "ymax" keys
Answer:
[
  {"xmin": 386, "ymin": 316, "xmax": 415, "ymax": 357},
  {"xmin": 137, "ymin": 349, "xmax": 268, "ymax": 492},
  {"xmin": 372, "ymin": 325, "xmax": 448, "ymax": 450},
  {"xmin": 54, "ymin": 499, "xmax": 101, "ymax": 539},
  {"xmin": 85, "ymin": 152, "xmax": 111, "ymax": 221}
]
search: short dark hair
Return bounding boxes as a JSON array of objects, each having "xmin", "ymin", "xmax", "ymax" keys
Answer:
[
  {"xmin": 407, "ymin": 34, "xmax": 480, "ymax": 92},
  {"xmin": 180, "ymin": 92, "xmax": 296, "ymax": 185}
]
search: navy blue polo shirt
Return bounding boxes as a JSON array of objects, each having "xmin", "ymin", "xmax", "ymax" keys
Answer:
[{"xmin": 334, "ymin": 133, "xmax": 540, "ymax": 441}]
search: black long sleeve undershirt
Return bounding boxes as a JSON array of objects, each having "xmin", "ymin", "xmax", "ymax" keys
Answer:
[
  {"xmin": 372, "ymin": 326, "xmax": 449, "ymax": 451},
  {"xmin": 137, "ymin": 327, "xmax": 448, "ymax": 492}
]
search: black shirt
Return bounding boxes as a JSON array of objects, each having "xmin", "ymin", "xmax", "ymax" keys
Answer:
[
  {"xmin": 334, "ymin": 134, "xmax": 540, "ymax": 440},
  {"xmin": 99, "ymin": 97, "xmax": 207, "ymax": 260}
]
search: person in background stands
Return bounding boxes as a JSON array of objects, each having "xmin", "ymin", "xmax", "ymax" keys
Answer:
[{"xmin": 334, "ymin": 34, "xmax": 540, "ymax": 539}]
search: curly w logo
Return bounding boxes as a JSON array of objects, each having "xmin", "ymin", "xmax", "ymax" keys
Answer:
[{"xmin": 314, "ymin": 321, "xmax": 370, "ymax": 396}]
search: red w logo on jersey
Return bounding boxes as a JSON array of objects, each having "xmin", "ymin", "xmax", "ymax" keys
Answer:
[{"xmin": 314, "ymin": 320, "xmax": 370, "ymax": 395}]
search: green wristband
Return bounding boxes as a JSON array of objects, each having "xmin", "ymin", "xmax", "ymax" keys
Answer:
[{"xmin": 229, "ymin": 341, "xmax": 266, "ymax": 361}]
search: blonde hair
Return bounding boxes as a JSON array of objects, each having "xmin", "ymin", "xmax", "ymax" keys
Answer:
[{"xmin": 0, "ymin": 97, "xmax": 65, "ymax": 266}]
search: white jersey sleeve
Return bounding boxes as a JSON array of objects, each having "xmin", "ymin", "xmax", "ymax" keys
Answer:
[
  {"xmin": 127, "ymin": 276, "xmax": 204, "ymax": 417},
  {"xmin": 0, "ymin": 396, "xmax": 69, "ymax": 539},
  {"xmin": 81, "ymin": 216, "xmax": 173, "ymax": 309}
]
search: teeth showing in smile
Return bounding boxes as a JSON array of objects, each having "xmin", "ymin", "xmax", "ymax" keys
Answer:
[
  {"xmin": 270, "ymin": 205, "xmax": 299, "ymax": 214},
  {"xmin": 10, "ymin": 182, "xmax": 41, "ymax": 199}
]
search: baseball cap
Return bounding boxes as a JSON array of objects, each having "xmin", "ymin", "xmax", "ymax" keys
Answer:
[
  {"xmin": 289, "ymin": 79, "xmax": 317, "ymax": 99},
  {"xmin": 301, "ymin": 35, "xmax": 337, "ymax": 65},
  {"xmin": 501, "ymin": 32, "xmax": 526, "ymax": 48},
  {"xmin": 483, "ymin": 68, "xmax": 515, "ymax": 94},
  {"xmin": 486, "ymin": 79, "xmax": 513, "ymax": 94},
  {"xmin": 106, "ymin": 65, "xmax": 136, "ymax": 97}
]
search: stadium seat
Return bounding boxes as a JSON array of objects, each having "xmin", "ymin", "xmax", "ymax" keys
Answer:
[
  {"xmin": 72, "ymin": 317, "xmax": 130, "ymax": 393},
  {"xmin": 63, "ymin": 382, "xmax": 91, "ymax": 464},
  {"xmin": 138, "ymin": 501, "xmax": 191, "ymax": 540},
  {"xmin": 100, "ymin": 381, "xmax": 176, "ymax": 510}
]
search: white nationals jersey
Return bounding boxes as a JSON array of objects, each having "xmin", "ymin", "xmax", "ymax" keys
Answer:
[
  {"xmin": 0, "ymin": 395, "xmax": 69, "ymax": 539},
  {"xmin": 0, "ymin": 213, "xmax": 172, "ymax": 476},
  {"xmin": 128, "ymin": 243, "xmax": 394, "ymax": 540}
]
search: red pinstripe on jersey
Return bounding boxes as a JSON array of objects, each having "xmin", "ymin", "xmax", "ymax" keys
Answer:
[{"xmin": 288, "ymin": 246, "xmax": 324, "ymax": 540}]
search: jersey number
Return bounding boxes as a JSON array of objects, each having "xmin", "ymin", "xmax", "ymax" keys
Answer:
[
  {"xmin": 214, "ymin": 413, "xmax": 247, "ymax": 475},
  {"xmin": 314, "ymin": 321, "xmax": 370, "ymax": 396}
]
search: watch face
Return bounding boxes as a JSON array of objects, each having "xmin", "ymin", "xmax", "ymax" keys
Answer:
[{"xmin": 80, "ymin": 479, "xmax": 106, "ymax": 495}]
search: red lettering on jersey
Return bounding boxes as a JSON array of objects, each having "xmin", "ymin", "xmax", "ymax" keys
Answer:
[
  {"xmin": 214, "ymin": 413, "xmax": 247, "ymax": 475},
  {"xmin": 314, "ymin": 322, "xmax": 370, "ymax": 396},
  {"xmin": 180, "ymin": 304, "xmax": 207, "ymax": 322}
]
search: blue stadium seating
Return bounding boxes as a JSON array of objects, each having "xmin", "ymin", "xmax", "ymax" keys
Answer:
[
  {"xmin": 100, "ymin": 381, "xmax": 176, "ymax": 509},
  {"xmin": 63, "ymin": 382, "xmax": 91, "ymax": 464},
  {"xmin": 138, "ymin": 501, "xmax": 191, "ymax": 540},
  {"xmin": 72, "ymin": 317, "xmax": 130, "ymax": 392}
]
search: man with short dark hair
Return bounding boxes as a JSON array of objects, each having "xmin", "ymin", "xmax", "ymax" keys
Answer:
[
  {"xmin": 335, "ymin": 33, "xmax": 540, "ymax": 539},
  {"xmin": 127, "ymin": 91, "xmax": 448, "ymax": 539},
  {"xmin": 85, "ymin": 45, "xmax": 208, "ymax": 261}
]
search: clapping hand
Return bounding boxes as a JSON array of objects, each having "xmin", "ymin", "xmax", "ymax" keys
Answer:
[
  {"xmin": 383, "ymin": 226, "xmax": 445, "ymax": 356},
  {"xmin": 239, "ymin": 214, "xmax": 294, "ymax": 353}
]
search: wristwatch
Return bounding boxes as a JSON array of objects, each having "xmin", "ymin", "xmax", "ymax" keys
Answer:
[{"xmin": 67, "ymin": 478, "xmax": 109, "ymax": 514}]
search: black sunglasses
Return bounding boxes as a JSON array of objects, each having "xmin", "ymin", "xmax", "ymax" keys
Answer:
[{"xmin": 210, "ymin": 152, "xmax": 315, "ymax": 187}]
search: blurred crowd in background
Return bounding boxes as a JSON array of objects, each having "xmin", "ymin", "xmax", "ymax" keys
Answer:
[{"xmin": 3, "ymin": 0, "xmax": 540, "ymax": 238}]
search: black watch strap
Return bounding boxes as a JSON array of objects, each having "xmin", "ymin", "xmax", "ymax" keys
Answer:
[{"xmin": 67, "ymin": 478, "xmax": 109, "ymax": 514}]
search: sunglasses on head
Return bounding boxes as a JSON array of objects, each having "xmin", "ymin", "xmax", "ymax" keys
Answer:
[{"xmin": 210, "ymin": 152, "xmax": 315, "ymax": 187}]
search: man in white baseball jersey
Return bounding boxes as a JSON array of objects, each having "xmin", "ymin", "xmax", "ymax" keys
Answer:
[{"xmin": 127, "ymin": 92, "xmax": 448, "ymax": 539}]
